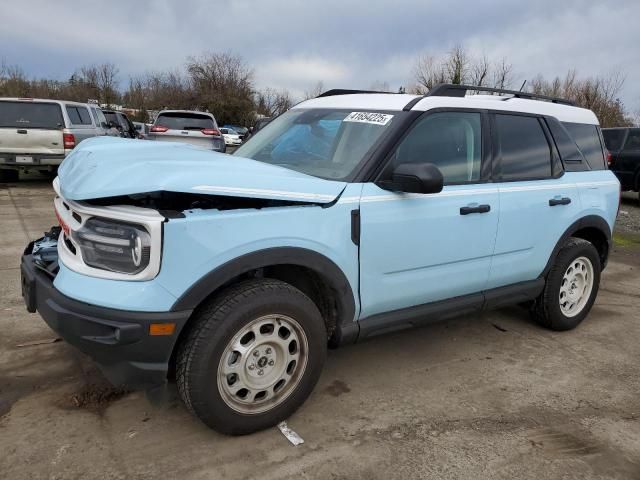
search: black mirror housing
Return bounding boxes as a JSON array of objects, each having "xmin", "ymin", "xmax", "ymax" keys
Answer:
[{"xmin": 390, "ymin": 163, "xmax": 444, "ymax": 194}]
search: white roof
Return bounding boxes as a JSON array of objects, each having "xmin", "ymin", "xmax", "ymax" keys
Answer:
[{"xmin": 294, "ymin": 93, "xmax": 598, "ymax": 125}]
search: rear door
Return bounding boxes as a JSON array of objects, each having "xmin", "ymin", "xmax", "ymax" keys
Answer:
[
  {"xmin": 359, "ymin": 110, "xmax": 499, "ymax": 318},
  {"xmin": 151, "ymin": 112, "xmax": 217, "ymax": 149},
  {"xmin": 0, "ymin": 101, "xmax": 65, "ymax": 158},
  {"xmin": 487, "ymin": 113, "xmax": 581, "ymax": 289}
]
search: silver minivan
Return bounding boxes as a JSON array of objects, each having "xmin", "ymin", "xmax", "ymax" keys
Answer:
[
  {"xmin": 0, "ymin": 98, "xmax": 118, "ymax": 182},
  {"xmin": 147, "ymin": 110, "xmax": 226, "ymax": 152}
]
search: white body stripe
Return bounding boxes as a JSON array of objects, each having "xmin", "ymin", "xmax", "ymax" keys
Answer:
[
  {"xmin": 337, "ymin": 180, "xmax": 618, "ymax": 205},
  {"xmin": 192, "ymin": 185, "xmax": 337, "ymax": 202}
]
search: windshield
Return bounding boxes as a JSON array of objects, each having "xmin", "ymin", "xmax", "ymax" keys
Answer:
[{"xmin": 234, "ymin": 109, "xmax": 399, "ymax": 180}]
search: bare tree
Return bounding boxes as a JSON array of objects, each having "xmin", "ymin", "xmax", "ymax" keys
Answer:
[
  {"xmin": 97, "ymin": 63, "xmax": 119, "ymax": 106},
  {"xmin": 529, "ymin": 70, "xmax": 631, "ymax": 127},
  {"xmin": 256, "ymin": 87, "xmax": 293, "ymax": 117},
  {"xmin": 491, "ymin": 57, "xmax": 513, "ymax": 89},
  {"xmin": 186, "ymin": 52, "xmax": 255, "ymax": 125},
  {"xmin": 412, "ymin": 46, "xmax": 514, "ymax": 93},
  {"xmin": 303, "ymin": 81, "xmax": 325, "ymax": 100}
]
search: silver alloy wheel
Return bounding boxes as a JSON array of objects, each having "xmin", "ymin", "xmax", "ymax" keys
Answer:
[
  {"xmin": 217, "ymin": 314, "xmax": 308, "ymax": 414},
  {"xmin": 559, "ymin": 256, "xmax": 594, "ymax": 318}
]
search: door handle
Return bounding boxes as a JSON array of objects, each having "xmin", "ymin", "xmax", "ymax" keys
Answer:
[
  {"xmin": 17, "ymin": 129, "xmax": 27, "ymax": 134},
  {"xmin": 549, "ymin": 197, "xmax": 571, "ymax": 206},
  {"xmin": 460, "ymin": 204, "xmax": 491, "ymax": 215}
]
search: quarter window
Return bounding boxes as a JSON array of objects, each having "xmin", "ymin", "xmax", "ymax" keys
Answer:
[
  {"xmin": 388, "ymin": 111, "xmax": 482, "ymax": 184},
  {"xmin": 495, "ymin": 114, "xmax": 551, "ymax": 180},
  {"xmin": 563, "ymin": 122, "xmax": 606, "ymax": 170}
]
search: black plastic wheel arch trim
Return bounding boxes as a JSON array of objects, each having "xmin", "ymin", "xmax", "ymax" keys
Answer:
[
  {"xmin": 170, "ymin": 247, "xmax": 357, "ymax": 327},
  {"xmin": 540, "ymin": 215, "xmax": 611, "ymax": 275}
]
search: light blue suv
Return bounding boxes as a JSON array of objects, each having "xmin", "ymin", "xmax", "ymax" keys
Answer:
[{"xmin": 21, "ymin": 84, "xmax": 620, "ymax": 434}]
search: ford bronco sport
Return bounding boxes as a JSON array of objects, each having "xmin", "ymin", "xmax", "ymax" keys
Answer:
[{"xmin": 21, "ymin": 84, "xmax": 620, "ymax": 435}]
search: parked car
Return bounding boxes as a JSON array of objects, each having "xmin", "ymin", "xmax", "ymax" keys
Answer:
[
  {"xmin": 222, "ymin": 124, "xmax": 248, "ymax": 140},
  {"xmin": 602, "ymin": 127, "xmax": 640, "ymax": 194},
  {"xmin": 0, "ymin": 98, "xmax": 115, "ymax": 182},
  {"xmin": 21, "ymin": 84, "xmax": 619, "ymax": 435},
  {"xmin": 102, "ymin": 109, "xmax": 137, "ymax": 139},
  {"xmin": 132, "ymin": 121, "xmax": 149, "ymax": 139},
  {"xmin": 220, "ymin": 127, "xmax": 242, "ymax": 146},
  {"xmin": 147, "ymin": 110, "xmax": 225, "ymax": 152}
]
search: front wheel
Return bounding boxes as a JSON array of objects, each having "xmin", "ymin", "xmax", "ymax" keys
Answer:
[
  {"xmin": 532, "ymin": 238, "xmax": 601, "ymax": 331},
  {"xmin": 176, "ymin": 279, "xmax": 327, "ymax": 435}
]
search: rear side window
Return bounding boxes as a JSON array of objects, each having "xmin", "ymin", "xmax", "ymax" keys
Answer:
[
  {"xmin": 66, "ymin": 106, "xmax": 92, "ymax": 125},
  {"xmin": 624, "ymin": 130, "xmax": 640, "ymax": 151},
  {"xmin": 563, "ymin": 122, "xmax": 605, "ymax": 170},
  {"xmin": 0, "ymin": 101, "xmax": 63, "ymax": 129},
  {"xmin": 494, "ymin": 114, "xmax": 552, "ymax": 180},
  {"xmin": 155, "ymin": 112, "xmax": 215, "ymax": 130},
  {"xmin": 602, "ymin": 129, "xmax": 626, "ymax": 151}
]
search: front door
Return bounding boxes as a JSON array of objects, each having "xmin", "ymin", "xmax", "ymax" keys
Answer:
[{"xmin": 358, "ymin": 110, "xmax": 499, "ymax": 319}]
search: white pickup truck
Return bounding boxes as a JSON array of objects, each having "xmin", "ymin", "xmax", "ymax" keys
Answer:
[{"xmin": 0, "ymin": 98, "xmax": 117, "ymax": 182}]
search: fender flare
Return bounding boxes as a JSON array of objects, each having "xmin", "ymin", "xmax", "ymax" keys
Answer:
[
  {"xmin": 170, "ymin": 247, "xmax": 357, "ymax": 326},
  {"xmin": 541, "ymin": 215, "xmax": 612, "ymax": 277}
]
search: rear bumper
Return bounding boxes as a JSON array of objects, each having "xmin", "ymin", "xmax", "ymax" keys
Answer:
[
  {"xmin": 0, "ymin": 153, "xmax": 65, "ymax": 167},
  {"xmin": 21, "ymin": 253, "xmax": 192, "ymax": 388}
]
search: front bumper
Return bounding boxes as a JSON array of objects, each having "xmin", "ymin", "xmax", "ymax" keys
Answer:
[{"xmin": 21, "ymin": 251, "xmax": 192, "ymax": 388}]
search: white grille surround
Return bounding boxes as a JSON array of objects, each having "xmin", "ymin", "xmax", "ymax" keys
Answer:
[{"xmin": 52, "ymin": 177, "xmax": 164, "ymax": 281}]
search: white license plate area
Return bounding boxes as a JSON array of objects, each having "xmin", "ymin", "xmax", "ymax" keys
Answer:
[{"xmin": 15, "ymin": 156, "xmax": 34, "ymax": 164}]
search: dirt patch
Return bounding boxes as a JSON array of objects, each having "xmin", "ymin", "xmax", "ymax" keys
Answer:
[
  {"xmin": 62, "ymin": 382, "xmax": 130, "ymax": 414},
  {"xmin": 325, "ymin": 379, "xmax": 351, "ymax": 397}
]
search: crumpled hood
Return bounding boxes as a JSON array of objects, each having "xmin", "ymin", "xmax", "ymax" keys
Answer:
[{"xmin": 57, "ymin": 137, "xmax": 347, "ymax": 203}]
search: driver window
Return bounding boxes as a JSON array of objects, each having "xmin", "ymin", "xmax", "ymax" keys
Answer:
[{"xmin": 386, "ymin": 111, "xmax": 482, "ymax": 184}]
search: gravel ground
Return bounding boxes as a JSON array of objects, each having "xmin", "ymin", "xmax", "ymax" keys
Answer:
[{"xmin": 617, "ymin": 192, "xmax": 640, "ymax": 234}]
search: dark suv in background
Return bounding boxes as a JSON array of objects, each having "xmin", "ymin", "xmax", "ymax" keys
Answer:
[
  {"xmin": 102, "ymin": 109, "xmax": 137, "ymax": 139},
  {"xmin": 602, "ymin": 127, "xmax": 640, "ymax": 194}
]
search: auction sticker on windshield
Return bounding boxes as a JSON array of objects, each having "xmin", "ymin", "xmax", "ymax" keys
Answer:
[{"xmin": 344, "ymin": 112, "xmax": 394, "ymax": 125}]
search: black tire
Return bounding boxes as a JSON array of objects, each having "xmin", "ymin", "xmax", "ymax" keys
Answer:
[
  {"xmin": 0, "ymin": 169, "xmax": 19, "ymax": 183},
  {"xmin": 531, "ymin": 237, "xmax": 601, "ymax": 331},
  {"xmin": 176, "ymin": 279, "xmax": 327, "ymax": 435}
]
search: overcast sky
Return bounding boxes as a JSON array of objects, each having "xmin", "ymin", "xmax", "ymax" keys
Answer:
[{"xmin": 1, "ymin": 0, "xmax": 638, "ymax": 111}]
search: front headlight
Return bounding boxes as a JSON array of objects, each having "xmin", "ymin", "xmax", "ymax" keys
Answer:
[{"xmin": 72, "ymin": 217, "xmax": 152, "ymax": 275}]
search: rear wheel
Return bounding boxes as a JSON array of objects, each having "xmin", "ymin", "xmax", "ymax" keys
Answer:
[
  {"xmin": 0, "ymin": 169, "xmax": 19, "ymax": 183},
  {"xmin": 176, "ymin": 279, "xmax": 327, "ymax": 435},
  {"xmin": 532, "ymin": 238, "xmax": 601, "ymax": 331}
]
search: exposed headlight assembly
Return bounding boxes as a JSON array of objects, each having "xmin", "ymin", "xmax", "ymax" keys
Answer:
[
  {"xmin": 53, "ymin": 178, "xmax": 164, "ymax": 281},
  {"xmin": 72, "ymin": 218, "xmax": 152, "ymax": 275}
]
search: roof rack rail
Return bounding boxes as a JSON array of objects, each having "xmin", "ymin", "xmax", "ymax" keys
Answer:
[
  {"xmin": 426, "ymin": 84, "xmax": 575, "ymax": 106},
  {"xmin": 317, "ymin": 89, "xmax": 392, "ymax": 98}
]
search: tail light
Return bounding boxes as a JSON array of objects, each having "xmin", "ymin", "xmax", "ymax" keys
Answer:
[
  {"xmin": 150, "ymin": 125, "xmax": 168, "ymax": 133},
  {"xmin": 63, "ymin": 133, "xmax": 76, "ymax": 149},
  {"xmin": 201, "ymin": 128, "xmax": 221, "ymax": 136},
  {"xmin": 617, "ymin": 182, "xmax": 622, "ymax": 217},
  {"xmin": 606, "ymin": 151, "xmax": 613, "ymax": 168}
]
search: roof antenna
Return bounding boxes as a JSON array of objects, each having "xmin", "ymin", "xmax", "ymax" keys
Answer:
[{"xmin": 519, "ymin": 80, "xmax": 527, "ymax": 92}]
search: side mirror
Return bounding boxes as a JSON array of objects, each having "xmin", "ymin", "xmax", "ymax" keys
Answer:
[{"xmin": 389, "ymin": 163, "xmax": 444, "ymax": 194}]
